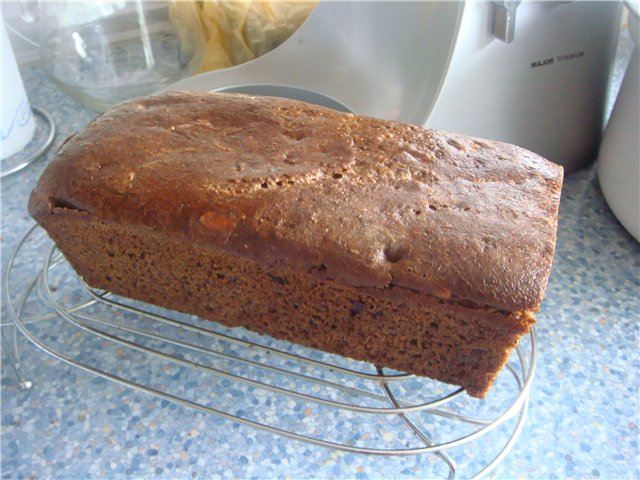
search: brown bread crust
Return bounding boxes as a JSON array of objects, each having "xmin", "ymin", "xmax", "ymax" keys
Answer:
[{"xmin": 28, "ymin": 91, "xmax": 562, "ymax": 397}]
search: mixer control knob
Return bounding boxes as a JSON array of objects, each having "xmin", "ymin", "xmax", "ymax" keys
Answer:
[{"xmin": 492, "ymin": 0, "xmax": 521, "ymax": 43}]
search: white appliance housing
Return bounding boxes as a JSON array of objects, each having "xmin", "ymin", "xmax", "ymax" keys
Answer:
[
  {"xmin": 169, "ymin": 1, "xmax": 621, "ymax": 172},
  {"xmin": 598, "ymin": 3, "xmax": 639, "ymax": 242}
]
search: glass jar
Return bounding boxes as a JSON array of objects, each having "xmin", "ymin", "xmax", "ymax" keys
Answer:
[{"xmin": 19, "ymin": 1, "xmax": 204, "ymax": 111}]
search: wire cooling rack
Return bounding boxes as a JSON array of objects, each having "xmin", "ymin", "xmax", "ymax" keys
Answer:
[{"xmin": 3, "ymin": 224, "xmax": 536, "ymax": 479}]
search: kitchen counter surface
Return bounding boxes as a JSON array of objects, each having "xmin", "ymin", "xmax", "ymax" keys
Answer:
[{"xmin": 2, "ymin": 42, "xmax": 639, "ymax": 479}]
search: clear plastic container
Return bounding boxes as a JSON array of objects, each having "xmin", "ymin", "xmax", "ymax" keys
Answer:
[{"xmin": 19, "ymin": 1, "xmax": 203, "ymax": 111}]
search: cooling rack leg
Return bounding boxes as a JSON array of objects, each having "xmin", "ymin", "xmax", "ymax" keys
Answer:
[
  {"xmin": 1, "ymin": 325, "xmax": 32, "ymax": 390},
  {"xmin": 377, "ymin": 367, "xmax": 456, "ymax": 480}
]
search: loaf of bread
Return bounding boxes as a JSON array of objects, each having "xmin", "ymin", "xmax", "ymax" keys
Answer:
[{"xmin": 29, "ymin": 91, "xmax": 563, "ymax": 398}]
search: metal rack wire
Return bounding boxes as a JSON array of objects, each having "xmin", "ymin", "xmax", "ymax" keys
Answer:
[{"xmin": 3, "ymin": 224, "xmax": 536, "ymax": 479}]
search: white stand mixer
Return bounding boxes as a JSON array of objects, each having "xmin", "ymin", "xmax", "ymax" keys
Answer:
[{"xmin": 169, "ymin": 1, "xmax": 621, "ymax": 172}]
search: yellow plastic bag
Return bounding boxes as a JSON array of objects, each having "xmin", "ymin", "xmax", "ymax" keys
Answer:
[{"xmin": 170, "ymin": 1, "xmax": 317, "ymax": 73}]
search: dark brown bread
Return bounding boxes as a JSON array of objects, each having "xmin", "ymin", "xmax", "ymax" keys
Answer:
[{"xmin": 29, "ymin": 91, "xmax": 563, "ymax": 397}]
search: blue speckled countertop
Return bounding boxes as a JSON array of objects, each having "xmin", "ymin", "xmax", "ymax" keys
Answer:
[{"xmin": 2, "ymin": 34, "xmax": 639, "ymax": 479}]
